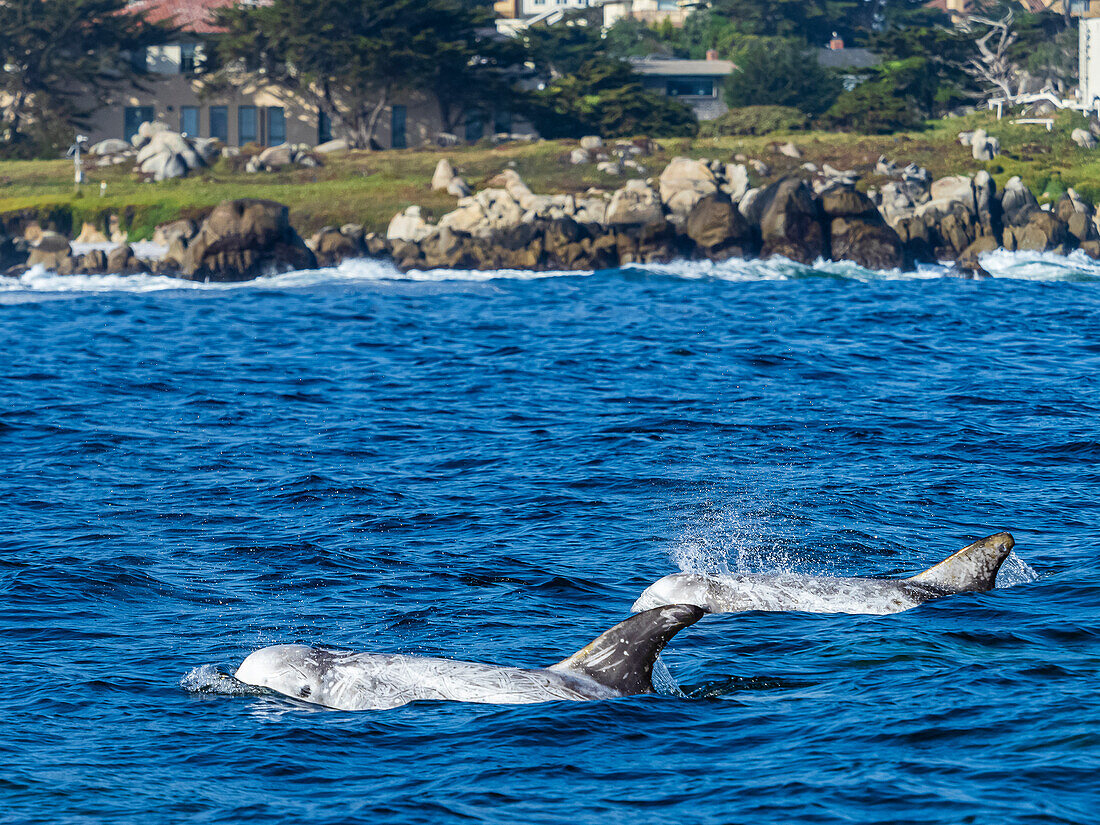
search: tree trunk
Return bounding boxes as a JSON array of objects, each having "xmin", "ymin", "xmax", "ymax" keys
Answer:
[{"xmin": 361, "ymin": 86, "xmax": 390, "ymax": 151}]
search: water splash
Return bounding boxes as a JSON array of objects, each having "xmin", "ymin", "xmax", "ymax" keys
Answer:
[
  {"xmin": 651, "ymin": 657, "xmax": 684, "ymax": 697},
  {"xmin": 180, "ymin": 664, "xmax": 260, "ymax": 696},
  {"xmin": 669, "ymin": 493, "xmax": 806, "ymax": 576},
  {"xmin": 996, "ymin": 551, "xmax": 1041, "ymax": 588}
]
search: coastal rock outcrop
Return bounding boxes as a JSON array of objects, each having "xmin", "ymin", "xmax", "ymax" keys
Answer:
[
  {"xmin": 170, "ymin": 199, "xmax": 317, "ymax": 281},
  {"xmin": 821, "ymin": 184, "xmax": 906, "ymax": 270},
  {"xmin": 753, "ymin": 178, "xmax": 826, "ymax": 264}
]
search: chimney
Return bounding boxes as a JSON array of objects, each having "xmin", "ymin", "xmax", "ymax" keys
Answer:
[
  {"xmin": 828, "ymin": 32, "xmax": 844, "ymax": 50},
  {"xmin": 706, "ymin": 49, "xmax": 719, "ymax": 61}
]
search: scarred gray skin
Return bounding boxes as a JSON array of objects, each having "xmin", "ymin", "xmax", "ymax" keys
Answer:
[
  {"xmin": 633, "ymin": 533, "xmax": 1015, "ymax": 617},
  {"xmin": 235, "ymin": 604, "xmax": 704, "ymax": 711}
]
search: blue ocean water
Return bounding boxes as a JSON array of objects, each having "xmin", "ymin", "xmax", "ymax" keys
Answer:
[{"xmin": 2, "ymin": 252, "xmax": 1098, "ymax": 824}]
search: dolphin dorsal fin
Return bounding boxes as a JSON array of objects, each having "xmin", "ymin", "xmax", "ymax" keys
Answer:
[
  {"xmin": 908, "ymin": 532, "xmax": 1015, "ymax": 592},
  {"xmin": 549, "ymin": 604, "xmax": 704, "ymax": 695}
]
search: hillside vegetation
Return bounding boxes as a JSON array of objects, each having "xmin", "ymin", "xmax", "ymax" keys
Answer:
[{"xmin": 3, "ymin": 111, "xmax": 1099, "ymax": 240}]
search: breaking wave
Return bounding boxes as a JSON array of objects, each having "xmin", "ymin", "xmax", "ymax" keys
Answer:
[{"xmin": 3, "ymin": 248, "xmax": 1100, "ymax": 300}]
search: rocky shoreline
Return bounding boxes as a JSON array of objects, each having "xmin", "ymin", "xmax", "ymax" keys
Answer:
[{"xmin": 4, "ymin": 150, "xmax": 1100, "ymax": 281}]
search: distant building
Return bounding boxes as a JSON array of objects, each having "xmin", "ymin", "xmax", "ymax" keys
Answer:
[
  {"xmin": 602, "ymin": 1, "xmax": 708, "ymax": 28},
  {"xmin": 87, "ymin": 0, "xmax": 475, "ymax": 149},
  {"xmin": 631, "ymin": 53, "xmax": 735, "ymax": 120},
  {"xmin": 816, "ymin": 36, "xmax": 879, "ymax": 78}
]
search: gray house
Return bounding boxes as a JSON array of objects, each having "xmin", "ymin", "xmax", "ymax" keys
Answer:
[{"xmin": 630, "ymin": 54, "xmax": 736, "ymax": 120}]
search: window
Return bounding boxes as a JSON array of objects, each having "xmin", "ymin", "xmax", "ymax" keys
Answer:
[
  {"xmin": 267, "ymin": 107, "xmax": 286, "ymax": 145},
  {"xmin": 238, "ymin": 106, "xmax": 257, "ymax": 145},
  {"xmin": 209, "ymin": 106, "xmax": 228, "ymax": 142},
  {"xmin": 666, "ymin": 78, "xmax": 715, "ymax": 97},
  {"xmin": 465, "ymin": 111, "xmax": 484, "ymax": 143},
  {"xmin": 124, "ymin": 106, "xmax": 155, "ymax": 141},
  {"xmin": 391, "ymin": 105, "xmax": 407, "ymax": 149},
  {"xmin": 318, "ymin": 110, "xmax": 332, "ymax": 144},
  {"xmin": 180, "ymin": 106, "xmax": 200, "ymax": 137},
  {"xmin": 180, "ymin": 43, "xmax": 197, "ymax": 74},
  {"xmin": 493, "ymin": 110, "xmax": 512, "ymax": 136},
  {"xmin": 130, "ymin": 48, "xmax": 148, "ymax": 73}
]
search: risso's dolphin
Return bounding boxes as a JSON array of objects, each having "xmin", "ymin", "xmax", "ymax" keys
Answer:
[
  {"xmin": 632, "ymin": 532, "xmax": 1015, "ymax": 616},
  {"xmin": 234, "ymin": 604, "xmax": 704, "ymax": 710}
]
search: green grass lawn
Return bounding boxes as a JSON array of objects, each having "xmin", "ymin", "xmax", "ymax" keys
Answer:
[{"xmin": 4, "ymin": 109, "xmax": 1100, "ymax": 240}]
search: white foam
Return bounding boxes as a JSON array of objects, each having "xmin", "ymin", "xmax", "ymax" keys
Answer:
[
  {"xmin": 3, "ymin": 249, "xmax": 1099, "ymax": 298},
  {"xmin": 70, "ymin": 241, "xmax": 167, "ymax": 259}
]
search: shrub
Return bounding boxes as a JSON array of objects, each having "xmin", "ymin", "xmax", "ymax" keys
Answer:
[
  {"xmin": 724, "ymin": 37, "xmax": 842, "ymax": 116},
  {"xmin": 818, "ymin": 78, "xmax": 924, "ymax": 134},
  {"xmin": 525, "ymin": 58, "xmax": 698, "ymax": 139},
  {"xmin": 699, "ymin": 105, "xmax": 809, "ymax": 136}
]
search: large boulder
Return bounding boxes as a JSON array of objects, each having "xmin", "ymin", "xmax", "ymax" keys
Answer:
[
  {"xmin": 658, "ymin": 157, "xmax": 718, "ymax": 226},
  {"xmin": 152, "ymin": 219, "xmax": 198, "ymax": 249},
  {"xmin": 74, "ymin": 222, "xmax": 109, "ymax": 244},
  {"xmin": 820, "ymin": 186, "xmax": 875, "ymax": 218},
  {"xmin": 27, "ymin": 231, "xmax": 72, "ymax": 270},
  {"xmin": 1072, "ymin": 128, "xmax": 1097, "ymax": 149},
  {"xmin": 256, "ymin": 144, "xmax": 294, "ymax": 170},
  {"xmin": 314, "ymin": 138, "xmax": 349, "ymax": 154},
  {"xmin": 1007, "ymin": 210, "xmax": 1069, "ymax": 252},
  {"xmin": 137, "ymin": 120, "xmax": 172, "ymax": 142},
  {"xmin": 606, "ymin": 180, "xmax": 665, "ymax": 227},
  {"xmin": 178, "ymin": 199, "xmax": 317, "ymax": 282},
  {"xmin": 928, "ymin": 176, "xmax": 976, "ymax": 213},
  {"xmin": 106, "ymin": 244, "xmax": 141, "ymax": 274},
  {"xmin": 310, "ymin": 226, "xmax": 362, "ymax": 266},
  {"xmin": 722, "ymin": 163, "xmax": 750, "ymax": 202},
  {"xmin": 821, "ymin": 184, "xmax": 905, "ymax": 270},
  {"xmin": 388, "ymin": 205, "xmax": 436, "ymax": 243},
  {"xmin": 970, "ymin": 129, "xmax": 1000, "ymax": 161},
  {"xmin": 431, "ymin": 159, "xmax": 457, "ymax": 190},
  {"xmin": 755, "ymin": 177, "xmax": 827, "ymax": 264},
  {"xmin": 830, "ymin": 215, "xmax": 906, "ymax": 270},
  {"xmin": 447, "ymin": 177, "xmax": 472, "ymax": 198},
  {"xmin": 135, "ymin": 128, "xmax": 205, "ymax": 180},
  {"xmin": 685, "ymin": 195, "xmax": 752, "ymax": 259},
  {"xmin": 89, "ymin": 138, "xmax": 130, "ymax": 157},
  {"xmin": 1001, "ymin": 176, "xmax": 1039, "ymax": 226}
]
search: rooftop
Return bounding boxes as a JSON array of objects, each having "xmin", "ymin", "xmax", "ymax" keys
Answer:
[
  {"xmin": 124, "ymin": 0, "xmax": 264, "ymax": 34},
  {"xmin": 630, "ymin": 57, "xmax": 736, "ymax": 77},
  {"xmin": 816, "ymin": 47, "xmax": 878, "ymax": 70}
]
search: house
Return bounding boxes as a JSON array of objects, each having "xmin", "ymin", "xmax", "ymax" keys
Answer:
[
  {"xmin": 601, "ymin": 1, "xmax": 708, "ymax": 28},
  {"xmin": 630, "ymin": 53, "xmax": 735, "ymax": 120},
  {"xmin": 86, "ymin": 0, "xmax": 470, "ymax": 149}
]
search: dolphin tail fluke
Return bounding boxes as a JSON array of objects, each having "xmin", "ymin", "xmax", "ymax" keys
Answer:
[
  {"xmin": 549, "ymin": 604, "xmax": 704, "ymax": 696},
  {"xmin": 907, "ymin": 532, "xmax": 1015, "ymax": 592}
]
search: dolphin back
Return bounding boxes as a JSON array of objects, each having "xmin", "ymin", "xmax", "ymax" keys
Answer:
[
  {"xmin": 549, "ymin": 604, "xmax": 704, "ymax": 696},
  {"xmin": 907, "ymin": 532, "xmax": 1014, "ymax": 592}
]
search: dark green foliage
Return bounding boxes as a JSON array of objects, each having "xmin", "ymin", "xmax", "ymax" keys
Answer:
[
  {"xmin": 0, "ymin": 0, "xmax": 170, "ymax": 157},
  {"xmin": 818, "ymin": 61, "xmax": 926, "ymax": 134},
  {"xmin": 709, "ymin": 0, "xmax": 863, "ymax": 43},
  {"xmin": 525, "ymin": 59, "xmax": 697, "ymax": 139},
  {"xmin": 601, "ymin": 18, "xmax": 675, "ymax": 59},
  {"xmin": 520, "ymin": 19, "xmax": 695, "ymax": 139},
  {"xmin": 861, "ymin": 9, "xmax": 976, "ymax": 118},
  {"xmin": 699, "ymin": 106, "xmax": 809, "ymax": 137},
  {"xmin": 217, "ymin": 0, "xmax": 499, "ymax": 148},
  {"xmin": 724, "ymin": 38, "xmax": 842, "ymax": 115},
  {"xmin": 1011, "ymin": 12, "xmax": 1077, "ymax": 90}
]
